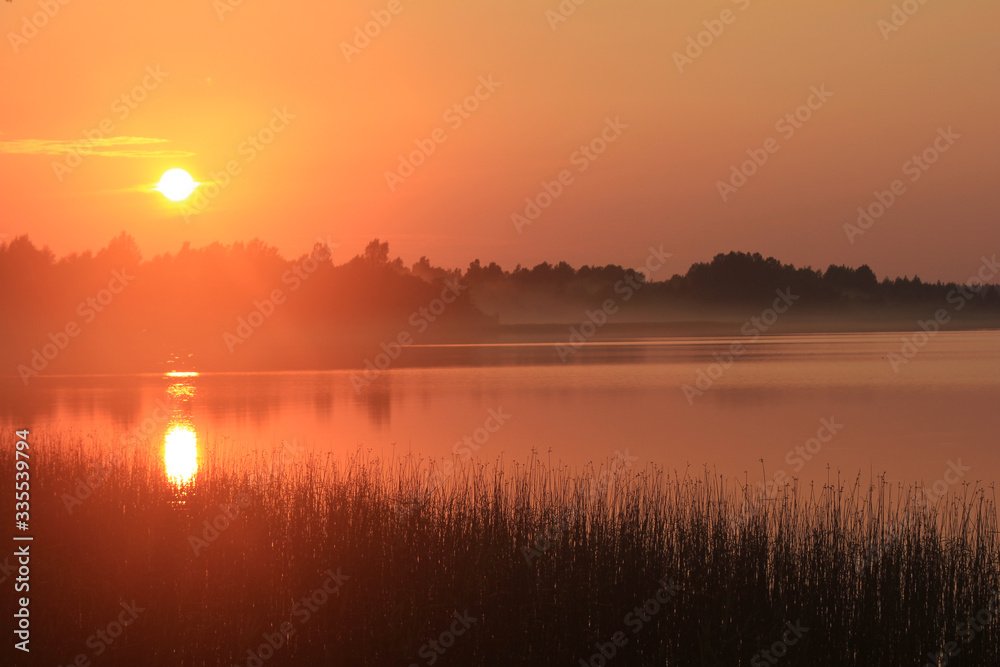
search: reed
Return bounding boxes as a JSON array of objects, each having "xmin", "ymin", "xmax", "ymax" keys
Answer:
[{"xmin": 2, "ymin": 431, "xmax": 998, "ymax": 666}]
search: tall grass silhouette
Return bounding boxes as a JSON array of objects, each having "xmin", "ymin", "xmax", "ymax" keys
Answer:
[{"xmin": 2, "ymin": 431, "xmax": 998, "ymax": 665}]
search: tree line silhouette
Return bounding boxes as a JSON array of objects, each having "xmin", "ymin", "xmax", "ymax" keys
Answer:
[{"xmin": 2, "ymin": 234, "xmax": 998, "ymax": 375}]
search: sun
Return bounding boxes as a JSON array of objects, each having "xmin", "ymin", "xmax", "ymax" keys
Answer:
[{"xmin": 156, "ymin": 168, "xmax": 198, "ymax": 201}]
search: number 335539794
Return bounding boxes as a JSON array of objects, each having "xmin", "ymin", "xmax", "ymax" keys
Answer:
[{"xmin": 15, "ymin": 430, "xmax": 30, "ymax": 522}]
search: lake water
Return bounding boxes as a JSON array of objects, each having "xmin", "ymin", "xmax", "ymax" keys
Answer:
[{"xmin": 4, "ymin": 330, "xmax": 999, "ymax": 487}]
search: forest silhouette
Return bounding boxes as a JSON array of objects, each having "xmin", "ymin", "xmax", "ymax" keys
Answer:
[{"xmin": 3, "ymin": 234, "xmax": 998, "ymax": 376}]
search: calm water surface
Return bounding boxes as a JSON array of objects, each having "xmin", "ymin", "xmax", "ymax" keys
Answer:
[{"xmin": 3, "ymin": 331, "xmax": 999, "ymax": 486}]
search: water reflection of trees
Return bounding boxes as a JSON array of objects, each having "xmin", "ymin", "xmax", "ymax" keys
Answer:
[{"xmin": 0, "ymin": 371, "xmax": 400, "ymax": 432}]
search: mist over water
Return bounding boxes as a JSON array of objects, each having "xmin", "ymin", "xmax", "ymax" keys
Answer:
[{"xmin": 7, "ymin": 330, "xmax": 998, "ymax": 486}]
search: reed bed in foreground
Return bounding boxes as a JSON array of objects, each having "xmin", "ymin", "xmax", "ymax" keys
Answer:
[{"xmin": 1, "ymin": 432, "xmax": 998, "ymax": 666}]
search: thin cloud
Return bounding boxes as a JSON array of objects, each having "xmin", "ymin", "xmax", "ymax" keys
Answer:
[{"xmin": 0, "ymin": 136, "xmax": 194, "ymax": 158}]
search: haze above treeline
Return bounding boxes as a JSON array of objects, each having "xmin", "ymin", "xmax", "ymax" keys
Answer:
[{"xmin": 2, "ymin": 234, "xmax": 998, "ymax": 375}]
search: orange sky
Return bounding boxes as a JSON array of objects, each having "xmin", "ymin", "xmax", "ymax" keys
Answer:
[{"xmin": 1, "ymin": 0, "xmax": 997, "ymax": 282}]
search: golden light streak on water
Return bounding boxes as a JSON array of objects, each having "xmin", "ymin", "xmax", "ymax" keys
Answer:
[{"xmin": 164, "ymin": 422, "xmax": 198, "ymax": 486}]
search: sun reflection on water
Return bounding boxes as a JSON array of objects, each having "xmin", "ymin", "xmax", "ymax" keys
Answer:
[
  {"xmin": 167, "ymin": 383, "xmax": 195, "ymax": 399},
  {"xmin": 162, "ymin": 371, "xmax": 199, "ymax": 487},
  {"xmin": 164, "ymin": 422, "xmax": 198, "ymax": 486}
]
